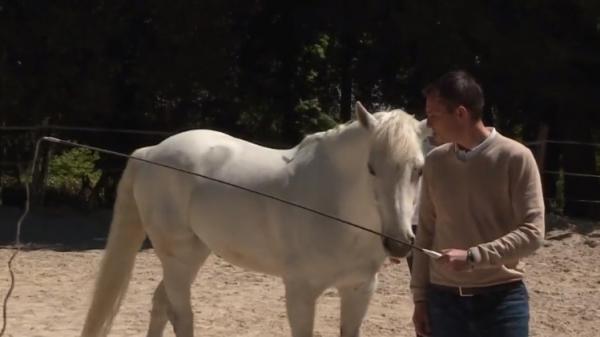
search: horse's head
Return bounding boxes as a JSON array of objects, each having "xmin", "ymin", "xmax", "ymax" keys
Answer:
[{"xmin": 355, "ymin": 102, "xmax": 431, "ymax": 258}]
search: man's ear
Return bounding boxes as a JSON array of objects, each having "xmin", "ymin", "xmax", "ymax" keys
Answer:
[{"xmin": 456, "ymin": 105, "xmax": 470, "ymax": 120}]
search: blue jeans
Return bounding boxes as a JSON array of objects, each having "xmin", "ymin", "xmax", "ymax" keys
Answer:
[{"xmin": 426, "ymin": 281, "xmax": 529, "ymax": 337}]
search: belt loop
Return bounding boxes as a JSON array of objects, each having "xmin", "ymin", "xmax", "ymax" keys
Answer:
[{"xmin": 459, "ymin": 286, "xmax": 474, "ymax": 297}]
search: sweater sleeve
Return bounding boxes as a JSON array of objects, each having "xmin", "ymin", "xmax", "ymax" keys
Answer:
[
  {"xmin": 470, "ymin": 150, "xmax": 545, "ymax": 267},
  {"xmin": 410, "ymin": 162, "xmax": 436, "ymax": 302}
]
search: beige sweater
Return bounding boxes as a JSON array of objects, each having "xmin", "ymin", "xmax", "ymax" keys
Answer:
[{"xmin": 410, "ymin": 132, "xmax": 545, "ymax": 302}]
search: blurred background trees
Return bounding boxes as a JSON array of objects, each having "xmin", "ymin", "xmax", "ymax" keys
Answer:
[{"xmin": 1, "ymin": 0, "xmax": 599, "ymax": 218}]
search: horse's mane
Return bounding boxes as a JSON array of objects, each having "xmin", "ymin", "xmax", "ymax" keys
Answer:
[
  {"xmin": 293, "ymin": 120, "xmax": 351, "ymax": 153},
  {"xmin": 292, "ymin": 108, "xmax": 421, "ymax": 164},
  {"xmin": 372, "ymin": 109, "xmax": 422, "ymax": 165}
]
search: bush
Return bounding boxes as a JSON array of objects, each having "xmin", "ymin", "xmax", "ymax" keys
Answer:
[{"xmin": 47, "ymin": 147, "xmax": 101, "ymax": 194}]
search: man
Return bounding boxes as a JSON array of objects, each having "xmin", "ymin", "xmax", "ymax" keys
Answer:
[{"xmin": 410, "ymin": 70, "xmax": 545, "ymax": 337}]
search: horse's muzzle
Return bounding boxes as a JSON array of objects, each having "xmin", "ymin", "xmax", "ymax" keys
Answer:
[{"xmin": 383, "ymin": 237, "xmax": 413, "ymax": 258}]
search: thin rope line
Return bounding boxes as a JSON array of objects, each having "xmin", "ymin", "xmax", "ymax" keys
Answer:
[
  {"xmin": 0, "ymin": 252, "xmax": 17, "ymax": 337},
  {"xmin": 0, "ymin": 138, "xmax": 40, "ymax": 337},
  {"xmin": 41, "ymin": 137, "xmax": 431, "ymax": 254}
]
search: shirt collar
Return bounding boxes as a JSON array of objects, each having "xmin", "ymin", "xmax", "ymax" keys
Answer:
[{"xmin": 455, "ymin": 128, "xmax": 497, "ymax": 161}]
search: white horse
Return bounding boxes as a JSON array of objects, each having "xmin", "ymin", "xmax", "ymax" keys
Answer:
[{"xmin": 81, "ymin": 102, "xmax": 430, "ymax": 337}]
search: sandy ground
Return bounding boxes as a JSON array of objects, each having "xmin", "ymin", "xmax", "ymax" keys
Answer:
[{"xmin": 0, "ymin": 224, "xmax": 599, "ymax": 336}]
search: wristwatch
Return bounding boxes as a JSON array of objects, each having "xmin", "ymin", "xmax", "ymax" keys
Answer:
[{"xmin": 466, "ymin": 248, "xmax": 475, "ymax": 267}]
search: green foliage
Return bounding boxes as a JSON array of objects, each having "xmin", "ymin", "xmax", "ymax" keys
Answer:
[
  {"xmin": 1, "ymin": 1, "xmax": 600, "ymax": 216},
  {"xmin": 295, "ymin": 98, "xmax": 338, "ymax": 136},
  {"xmin": 304, "ymin": 34, "xmax": 330, "ymax": 61},
  {"xmin": 47, "ymin": 148, "xmax": 101, "ymax": 193}
]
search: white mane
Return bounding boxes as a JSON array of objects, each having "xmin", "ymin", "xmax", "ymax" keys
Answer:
[
  {"xmin": 292, "ymin": 108, "xmax": 422, "ymax": 166},
  {"xmin": 291, "ymin": 120, "xmax": 355, "ymax": 157},
  {"xmin": 372, "ymin": 109, "xmax": 423, "ymax": 165}
]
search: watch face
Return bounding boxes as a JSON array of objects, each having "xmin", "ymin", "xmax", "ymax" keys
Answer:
[{"xmin": 467, "ymin": 250, "xmax": 474, "ymax": 263}]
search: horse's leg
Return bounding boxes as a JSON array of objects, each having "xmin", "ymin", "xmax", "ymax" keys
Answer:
[
  {"xmin": 337, "ymin": 275, "xmax": 377, "ymax": 337},
  {"xmin": 150, "ymin": 234, "xmax": 210, "ymax": 337},
  {"xmin": 146, "ymin": 281, "xmax": 172, "ymax": 337},
  {"xmin": 283, "ymin": 279, "xmax": 324, "ymax": 337}
]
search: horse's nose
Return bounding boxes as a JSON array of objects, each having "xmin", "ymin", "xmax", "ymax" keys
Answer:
[{"xmin": 383, "ymin": 237, "xmax": 413, "ymax": 258}]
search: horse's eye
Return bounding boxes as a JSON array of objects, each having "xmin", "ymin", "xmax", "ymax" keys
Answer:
[
  {"xmin": 412, "ymin": 167, "xmax": 423, "ymax": 181},
  {"xmin": 368, "ymin": 163, "xmax": 376, "ymax": 176}
]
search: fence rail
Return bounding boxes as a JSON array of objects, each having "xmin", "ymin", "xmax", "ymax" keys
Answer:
[
  {"xmin": 2, "ymin": 124, "xmax": 600, "ymax": 212},
  {"xmin": 525, "ymin": 140, "xmax": 600, "ymax": 148},
  {"xmin": 0, "ymin": 125, "xmax": 172, "ymax": 136},
  {"xmin": 544, "ymin": 170, "xmax": 600, "ymax": 179}
]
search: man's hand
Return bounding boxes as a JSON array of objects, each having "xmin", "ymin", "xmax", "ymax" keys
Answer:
[
  {"xmin": 413, "ymin": 302, "xmax": 431, "ymax": 337},
  {"xmin": 437, "ymin": 248, "xmax": 470, "ymax": 271}
]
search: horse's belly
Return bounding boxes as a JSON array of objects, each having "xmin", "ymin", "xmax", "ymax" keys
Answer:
[
  {"xmin": 211, "ymin": 249, "xmax": 281, "ymax": 275},
  {"xmin": 201, "ymin": 234, "xmax": 283, "ymax": 276},
  {"xmin": 188, "ymin": 191, "xmax": 283, "ymax": 275}
]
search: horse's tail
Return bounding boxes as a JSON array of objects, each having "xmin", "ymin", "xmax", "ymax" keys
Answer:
[{"xmin": 81, "ymin": 148, "xmax": 148, "ymax": 337}]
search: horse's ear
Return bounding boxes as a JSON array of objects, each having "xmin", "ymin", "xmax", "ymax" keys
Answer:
[
  {"xmin": 355, "ymin": 101, "xmax": 376, "ymax": 130},
  {"xmin": 417, "ymin": 119, "xmax": 433, "ymax": 139}
]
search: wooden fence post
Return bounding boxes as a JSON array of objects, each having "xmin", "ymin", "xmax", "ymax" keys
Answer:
[
  {"xmin": 30, "ymin": 121, "xmax": 51, "ymax": 209},
  {"xmin": 534, "ymin": 124, "xmax": 549, "ymax": 173}
]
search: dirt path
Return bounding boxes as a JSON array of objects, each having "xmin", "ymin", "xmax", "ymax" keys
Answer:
[{"xmin": 0, "ymin": 227, "xmax": 598, "ymax": 337}]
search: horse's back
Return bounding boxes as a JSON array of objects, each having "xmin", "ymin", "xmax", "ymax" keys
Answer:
[
  {"xmin": 143, "ymin": 130, "xmax": 291, "ymax": 182},
  {"xmin": 132, "ymin": 129, "xmax": 291, "ymax": 216}
]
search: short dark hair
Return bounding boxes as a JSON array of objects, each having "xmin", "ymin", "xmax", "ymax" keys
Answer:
[{"xmin": 422, "ymin": 70, "xmax": 485, "ymax": 120}]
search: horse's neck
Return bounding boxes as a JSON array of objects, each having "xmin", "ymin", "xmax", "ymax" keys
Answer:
[
  {"xmin": 292, "ymin": 124, "xmax": 369, "ymax": 171},
  {"xmin": 323, "ymin": 126, "xmax": 383, "ymax": 227},
  {"xmin": 328, "ymin": 125, "xmax": 371, "ymax": 168},
  {"xmin": 288, "ymin": 126, "xmax": 372, "ymax": 201}
]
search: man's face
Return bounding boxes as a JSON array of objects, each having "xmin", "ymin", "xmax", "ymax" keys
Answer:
[{"xmin": 425, "ymin": 94, "xmax": 461, "ymax": 144}]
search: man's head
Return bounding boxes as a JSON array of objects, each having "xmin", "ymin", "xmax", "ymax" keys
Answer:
[{"xmin": 422, "ymin": 70, "xmax": 485, "ymax": 143}]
